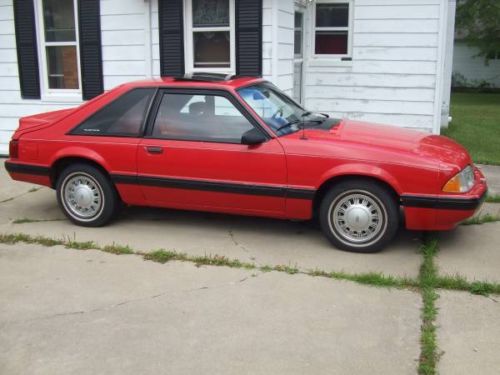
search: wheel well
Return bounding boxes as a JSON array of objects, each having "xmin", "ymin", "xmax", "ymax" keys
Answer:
[
  {"xmin": 50, "ymin": 157, "xmax": 110, "ymax": 188},
  {"xmin": 312, "ymin": 175, "xmax": 400, "ymax": 216}
]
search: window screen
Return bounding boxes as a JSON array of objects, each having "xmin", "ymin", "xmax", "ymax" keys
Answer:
[{"xmin": 71, "ymin": 88, "xmax": 155, "ymax": 136}]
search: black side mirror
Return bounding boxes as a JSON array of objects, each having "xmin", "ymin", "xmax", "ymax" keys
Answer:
[{"xmin": 241, "ymin": 128, "xmax": 267, "ymax": 146}]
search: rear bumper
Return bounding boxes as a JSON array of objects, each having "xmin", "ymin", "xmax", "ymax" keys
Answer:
[
  {"xmin": 402, "ymin": 178, "xmax": 488, "ymax": 231},
  {"xmin": 4, "ymin": 160, "xmax": 52, "ymax": 187}
]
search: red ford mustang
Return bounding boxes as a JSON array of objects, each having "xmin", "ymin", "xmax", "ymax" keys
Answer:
[{"xmin": 5, "ymin": 74, "xmax": 487, "ymax": 252}]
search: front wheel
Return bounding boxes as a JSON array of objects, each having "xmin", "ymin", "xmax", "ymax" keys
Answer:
[
  {"xmin": 319, "ymin": 180, "xmax": 399, "ymax": 253},
  {"xmin": 56, "ymin": 164, "xmax": 119, "ymax": 227}
]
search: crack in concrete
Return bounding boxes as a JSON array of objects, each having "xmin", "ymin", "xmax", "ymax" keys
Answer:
[
  {"xmin": 0, "ymin": 188, "xmax": 41, "ymax": 205},
  {"xmin": 4, "ymin": 271, "xmax": 263, "ymax": 325},
  {"xmin": 228, "ymin": 229, "xmax": 260, "ymax": 266}
]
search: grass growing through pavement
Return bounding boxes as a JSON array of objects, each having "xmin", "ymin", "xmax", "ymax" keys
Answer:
[
  {"xmin": 418, "ymin": 238, "xmax": 439, "ymax": 375},
  {"xmin": 0, "ymin": 232, "xmax": 420, "ymax": 290},
  {"xmin": 461, "ymin": 213, "xmax": 500, "ymax": 225},
  {"xmin": 485, "ymin": 194, "xmax": 500, "ymax": 203},
  {"xmin": 442, "ymin": 93, "xmax": 500, "ymax": 165},
  {"xmin": 2, "ymin": 230, "xmax": 500, "ymax": 374},
  {"xmin": 1, "ymin": 232, "xmax": 499, "ymax": 298},
  {"xmin": 13, "ymin": 218, "xmax": 64, "ymax": 224}
]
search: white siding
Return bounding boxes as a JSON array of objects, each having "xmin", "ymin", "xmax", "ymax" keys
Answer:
[
  {"xmin": 453, "ymin": 41, "xmax": 500, "ymax": 88},
  {"xmin": 101, "ymin": 0, "xmax": 149, "ymax": 89},
  {"xmin": 262, "ymin": 0, "xmax": 294, "ymax": 95},
  {"xmin": 0, "ymin": 0, "xmax": 152, "ymax": 155},
  {"xmin": 301, "ymin": 0, "xmax": 446, "ymax": 132}
]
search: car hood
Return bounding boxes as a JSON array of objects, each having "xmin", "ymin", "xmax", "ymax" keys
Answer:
[{"xmin": 307, "ymin": 119, "xmax": 471, "ymax": 170}]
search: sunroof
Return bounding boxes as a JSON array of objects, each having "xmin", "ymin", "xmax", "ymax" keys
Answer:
[{"xmin": 175, "ymin": 72, "xmax": 236, "ymax": 82}]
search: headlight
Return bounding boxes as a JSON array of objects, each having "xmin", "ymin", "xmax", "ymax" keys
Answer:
[{"xmin": 442, "ymin": 165, "xmax": 475, "ymax": 193}]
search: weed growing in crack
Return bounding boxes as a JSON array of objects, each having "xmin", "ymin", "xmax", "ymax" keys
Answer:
[
  {"xmin": 462, "ymin": 213, "xmax": 500, "ymax": 225},
  {"xmin": 102, "ymin": 243, "xmax": 134, "ymax": 255},
  {"xmin": 418, "ymin": 238, "xmax": 439, "ymax": 375}
]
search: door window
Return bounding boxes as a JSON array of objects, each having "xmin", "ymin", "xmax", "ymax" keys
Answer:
[{"xmin": 152, "ymin": 93, "xmax": 254, "ymax": 143}]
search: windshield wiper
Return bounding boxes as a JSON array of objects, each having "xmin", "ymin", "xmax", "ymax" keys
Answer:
[{"xmin": 275, "ymin": 120, "xmax": 301, "ymax": 133}]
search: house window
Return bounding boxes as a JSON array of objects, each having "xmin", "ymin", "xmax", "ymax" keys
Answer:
[
  {"xmin": 185, "ymin": 0, "xmax": 235, "ymax": 73},
  {"xmin": 313, "ymin": 0, "xmax": 353, "ymax": 57},
  {"xmin": 36, "ymin": 0, "xmax": 81, "ymax": 93}
]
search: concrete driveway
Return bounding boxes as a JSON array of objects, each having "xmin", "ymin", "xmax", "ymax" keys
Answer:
[{"xmin": 1, "ymin": 162, "xmax": 499, "ymax": 374}]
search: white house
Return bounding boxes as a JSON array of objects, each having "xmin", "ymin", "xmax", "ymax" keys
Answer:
[
  {"xmin": 453, "ymin": 40, "xmax": 500, "ymax": 88},
  {"xmin": 0, "ymin": 0, "xmax": 457, "ymax": 155}
]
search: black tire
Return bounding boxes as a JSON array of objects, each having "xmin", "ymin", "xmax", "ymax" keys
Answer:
[
  {"xmin": 319, "ymin": 179, "xmax": 399, "ymax": 253},
  {"xmin": 56, "ymin": 163, "xmax": 119, "ymax": 227}
]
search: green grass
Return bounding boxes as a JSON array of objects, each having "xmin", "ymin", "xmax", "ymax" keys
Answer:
[
  {"xmin": 418, "ymin": 239, "xmax": 439, "ymax": 375},
  {"xmin": 102, "ymin": 243, "xmax": 134, "ymax": 255},
  {"xmin": 461, "ymin": 213, "xmax": 500, "ymax": 225},
  {"xmin": 13, "ymin": 218, "xmax": 64, "ymax": 224},
  {"xmin": 435, "ymin": 274, "xmax": 500, "ymax": 296},
  {"xmin": 485, "ymin": 194, "xmax": 500, "ymax": 203},
  {"xmin": 442, "ymin": 93, "xmax": 500, "ymax": 165}
]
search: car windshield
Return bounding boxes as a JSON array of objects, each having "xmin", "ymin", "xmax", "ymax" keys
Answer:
[{"xmin": 238, "ymin": 82, "xmax": 320, "ymax": 136}]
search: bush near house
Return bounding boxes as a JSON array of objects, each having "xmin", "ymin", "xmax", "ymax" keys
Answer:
[{"xmin": 443, "ymin": 92, "xmax": 500, "ymax": 165}]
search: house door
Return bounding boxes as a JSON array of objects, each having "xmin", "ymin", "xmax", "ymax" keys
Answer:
[{"xmin": 293, "ymin": 10, "xmax": 304, "ymax": 104}]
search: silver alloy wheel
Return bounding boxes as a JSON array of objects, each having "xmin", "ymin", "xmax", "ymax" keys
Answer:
[
  {"xmin": 327, "ymin": 190, "xmax": 388, "ymax": 248},
  {"xmin": 61, "ymin": 172, "xmax": 105, "ymax": 222}
]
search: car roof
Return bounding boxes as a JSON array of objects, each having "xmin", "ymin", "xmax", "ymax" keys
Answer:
[{"xmin": 123, "ymin": 75, "xmax": 264, "ymax": 91}]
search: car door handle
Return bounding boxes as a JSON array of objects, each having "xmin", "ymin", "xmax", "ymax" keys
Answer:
[{"xmin": 145, "ymin": 146, "xmax": 163, "ymax": 154}]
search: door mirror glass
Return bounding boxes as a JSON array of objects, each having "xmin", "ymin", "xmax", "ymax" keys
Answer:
[{"xmin": 241, "ymin": 128, "xmax": 266, "ymax": 145}]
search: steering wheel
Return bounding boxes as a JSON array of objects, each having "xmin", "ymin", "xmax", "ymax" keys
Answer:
[{"xmin": 271, "ymin": 106, "xmax": 284, "ymax": 120}]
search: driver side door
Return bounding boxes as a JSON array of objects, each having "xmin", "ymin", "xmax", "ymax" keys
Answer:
[{"xmin": 137, "ymin": 89, "xmax": 288, "ymax": 217}]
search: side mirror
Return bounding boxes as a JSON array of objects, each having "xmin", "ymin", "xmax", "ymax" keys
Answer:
[{"xmin": 241, "ymin": 128, "xmax": 267, "ymax": 146}]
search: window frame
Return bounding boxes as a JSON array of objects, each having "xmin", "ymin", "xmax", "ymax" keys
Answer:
[
  {"xmin": 183, "ymin": 0, "xmax": 236, "ymax": 74},
  {"xmin": 34, "ymin": 0, "xmax": 82, "ymax": 101},
  {"xmin": 145, "ymin": 88, "xmax": 269, "ymax": 145},
  {"xmin": 311, "ymin": 0, "xmax": 354, "ymax": 60},
  {"xmin": 68, "ymin": 87, "xmax": 158, "ymax": 138}
]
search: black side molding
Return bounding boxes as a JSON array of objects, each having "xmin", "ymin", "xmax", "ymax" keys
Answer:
[
  {"xmin": 401, "ymin": 193, "xmax": 486, "ymax": 211},
  {"xmin": 4, "ymin": 161, "xmax": 50, "ymax": 176},
  {"xmin": 111, "ymin": 174, "xmax": 315, "ymax": 200}
]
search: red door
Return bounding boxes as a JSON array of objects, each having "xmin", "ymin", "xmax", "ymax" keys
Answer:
[{"xmin": 136, "ymin": 90, "xmax": 287, "ymax": 217}]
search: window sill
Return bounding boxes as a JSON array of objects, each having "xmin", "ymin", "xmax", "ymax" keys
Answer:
[{"xmin": 40, "ymin": 92, "xmax": 83, "ymax": 104}]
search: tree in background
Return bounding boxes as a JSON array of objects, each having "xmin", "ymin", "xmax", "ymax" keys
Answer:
[{"xmin": 455, "ymin": 0, "xmax": 500, "ymax": 64}]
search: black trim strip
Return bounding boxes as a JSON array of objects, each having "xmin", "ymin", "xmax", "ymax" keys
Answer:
[
  {"xmin": 401, "ymin": 193, "xmax": 486, "ymax": 211},
  {"xmin": 111, "ymin": 174, "xmax": 315, "ymax": 200},
  {"xmin": 4, "ymin": 161, "xmax": 50, "ymax": 176}
]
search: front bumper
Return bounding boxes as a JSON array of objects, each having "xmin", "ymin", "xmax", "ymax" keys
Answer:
[{"xmin": 402, "ymin": 168, "xmax": 488, "ymax": 231}]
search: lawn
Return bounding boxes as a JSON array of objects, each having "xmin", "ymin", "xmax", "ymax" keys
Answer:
[{"xmin": 442, "ymin": 92, "xmax": 500, "ymax": 165}]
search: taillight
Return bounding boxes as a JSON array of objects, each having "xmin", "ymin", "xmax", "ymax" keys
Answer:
[{"xmin": 9, "ymin": 140, "xmax": 19, "ymax": 159}]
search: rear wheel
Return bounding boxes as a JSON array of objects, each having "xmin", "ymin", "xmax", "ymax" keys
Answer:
[
  {"xmin": 56, "ymin": 164, "xmax": 118, "ymax": 227},
  {"xmin": 319, "ymin": 180, "xmax": 399, "ymax": 253}
]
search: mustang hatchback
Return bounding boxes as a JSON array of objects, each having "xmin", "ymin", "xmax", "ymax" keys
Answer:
[{"xmin": 5, "ymin": 74, "xmax": 487, "ymax": 253}]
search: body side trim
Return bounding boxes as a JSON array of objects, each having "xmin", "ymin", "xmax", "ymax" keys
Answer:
[{"xmin": 111, "ymin": 174, "xmax": 315, "ymax": 200}]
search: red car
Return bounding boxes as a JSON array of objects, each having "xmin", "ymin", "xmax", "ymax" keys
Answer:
[{"xmin": 5, "ymin": 74, "xmax": 487, "ymax": 252}]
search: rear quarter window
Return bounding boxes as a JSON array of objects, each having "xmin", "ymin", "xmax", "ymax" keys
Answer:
[{"xmin": 70, "ymin": 88, "xmax": 155, "ymax": 137}]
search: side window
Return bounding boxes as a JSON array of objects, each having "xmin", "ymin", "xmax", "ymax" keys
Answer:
[
  {"xmin": 71, "ymin": 88, "xmax": 155, "ymax": 136},
  {"xmin": 152, "ymin": 93, "xmax": 254, "ymax": 143}
]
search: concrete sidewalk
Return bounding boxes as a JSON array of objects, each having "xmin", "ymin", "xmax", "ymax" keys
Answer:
[
  {"xmin": 0, "ymin": 243, "xmax": 421, "ymax": 375},
  {"xmin": 477, "ymin": 164, "xmax": 500, "ymax": 195}
]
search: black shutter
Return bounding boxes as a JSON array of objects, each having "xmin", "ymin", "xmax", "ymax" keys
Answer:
[
  {"xmin": 78, "ymin": 0, "xmax": 104, "ymax": 100},
  {"xmin": 158, "ymin": 0, "xmax": 185, "ymax": 77},
  {"xmin": 13, "ymin": 0, "xmax": 40, "ymax": 99},
  {"xmin": 236, "ymin": 0, "xmax": 262, "ymax": 77}
]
